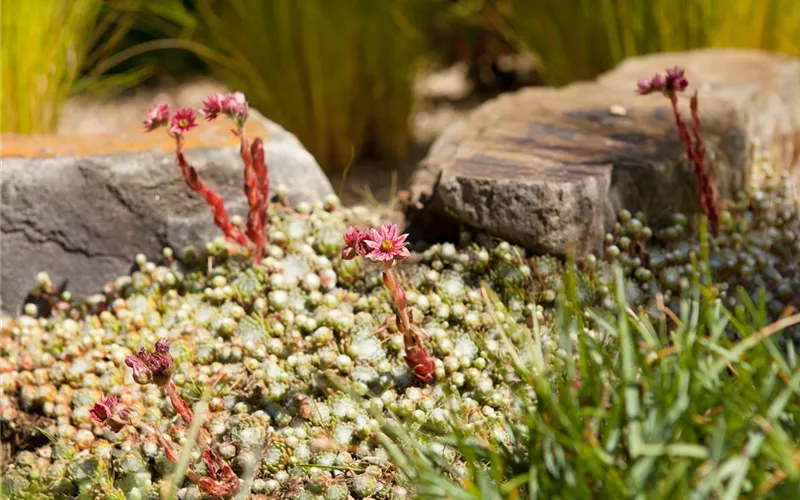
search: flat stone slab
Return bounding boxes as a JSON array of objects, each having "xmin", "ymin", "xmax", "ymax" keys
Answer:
[
  {"xmin": 408, "ymin": 49, "xmax": 800, "ymax": 256},
  {"xmin": 1, "ymin": 111, "xmax": 333, "ymax": 313}
]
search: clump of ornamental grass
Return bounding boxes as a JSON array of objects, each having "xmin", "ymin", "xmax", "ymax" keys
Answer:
[
  {"xmin": 143, "ymin": 91, "xmax": 271, "ymax": 264},
  {"xmin": 172, "ymin": 0, "xmax": 433, "ymax": 171},
  {"xmin": 1, "ymin": 0, "xmax": 107, "ymax": 133},
  {"xmin": 374, "ymin": 262, "xmax": 800, "ymax": 499},
  {"xmin": 0, "ymin": 0, "xmax": 166, "ymax": 134},
  {"xmin": 491, "ymin": 0, "xmax": 800, "ymax": 85}
]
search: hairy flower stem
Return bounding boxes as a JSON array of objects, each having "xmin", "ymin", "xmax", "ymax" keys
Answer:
[
  {"xmin": 134, "ymin": 418, "xmax": 236, "ymax": 498},
  {"xmin": 667, "ymin": 93, "xmax": 719, "ymax": 235},
  {"xmin": 251, "ymin": 138, "xmax": 270, "ymax": 260},
  {"xmin": 175, "ymin": 135, "xmax": 248, "ymax": 246},
  {"xmin": 689, "ymin": 92, "xmax": 719, "ymax": 235},
  {"xmin": 165, "ymin": 380, "xmax": 213, "ymax": 451},
  {"xmin": 381, "ymin": 265, "xmax": 435, "ymax": 383},
  {"xmin": 236, "ymin": 131, "xmax": 270, "ymax": 264},
  {"xmin": 134, "ymin": 420, "xmax": 180, "ymax": 463}
]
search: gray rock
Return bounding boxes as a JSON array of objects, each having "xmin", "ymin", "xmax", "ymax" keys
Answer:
[
  {"xmin": 1, "ymin": 116, "xmax": 333, "ymax": 313},
  {"xmin": 408, "ymin": 49, "xmax": 800, "ymax": 256}
]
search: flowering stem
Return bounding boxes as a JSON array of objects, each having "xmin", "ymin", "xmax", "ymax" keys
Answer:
[
  {"xmin": 165, "ymin": 380, "xmax": 213, "ymax": 452},
  {"xmin": 133, "ymin": 420, "xmax": 181, "ymax": 463},
  {"xmin": 667, "ymin": 92, "xmax": 718, "ymax": 236},
  {"xmin": 251, "ymin": 138, "xmax": 270, "ymax": 263},
  {"xmin": 175, "ymin": 135, "xmax": 249, "ymax": 247},
  {"xmin": 689, "ymin": 92, "xmax": 719, "ymax": 235},
  {"xmin": 381, "ymin": 264, "xmax": 434, "ymax": 383},
  {"xmin": 237, "ymin": 130, "xmax": 262, "ymax": 263},
  {"xmin": 382, "ymin": 265, "xmax": 411, "ymax": 337}
]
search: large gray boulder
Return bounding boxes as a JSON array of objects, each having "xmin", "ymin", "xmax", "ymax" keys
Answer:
[
  {"xmin": 408, "ymin": 49, "xmax": 800, "ymax": 256},
  {"xmin": 1, "ymin": 113, "xmax": 333, "ymax": 313}
]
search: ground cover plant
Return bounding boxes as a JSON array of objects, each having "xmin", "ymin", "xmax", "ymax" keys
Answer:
[{"xmin": 1, "ymin": 76, "xmax": 798, "ymax": 500}]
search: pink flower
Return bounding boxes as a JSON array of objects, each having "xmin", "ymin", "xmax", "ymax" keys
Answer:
[
  {"xmin": 636, "ymin": 73, "xmax": 666, "ymax": 95},
  {"xmin": 636, "ymin": 68, "xmax": 687, "ymax": 96},
  {"xmin": 125, "ymin": 338, "xmax": 174, "ymax": 386},
  {"xmin": 223, "ymin": 92, "xmax": 249, "ymax": 127},
  {"xmin": 664, "ymin": 66, "xmax": 688, "ymax": 92},
  {"xmin": 342, "ymin": 225, "xmax": 369, "ymax": 259},
  {"xmin": 89, "ymin": 394, "xmax": 118, "ymax": 422},
  {"xmin": 201, "ymin": 92, "xmax": 226, "ymax": 121},
  {"xmin": 170, "ymin": 108, "xmax": 198, "ymax": 136},
  {"xmin": 143, "ymin": 104, "xmax": 170, "ymax": 132},
  {"xmin": 343, "ymin": 226, "xmax": 362, "ymax": 247},
  {"xmin": 363, "ymin": 223, "xmax": 410, "ymax": 262},
  {"xmin": 89, "ymin": 394, "xmax": 131, "ymax": 432},
  {"xmin": 652, "ymin": 73, "xmax": 667, "ymax": 91}
]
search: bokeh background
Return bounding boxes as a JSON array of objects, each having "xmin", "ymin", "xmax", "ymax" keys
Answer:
[{"xmin": 3, "ymin": 0, "xmax": 798, "ymax": 175}]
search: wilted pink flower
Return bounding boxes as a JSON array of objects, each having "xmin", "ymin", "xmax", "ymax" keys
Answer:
[
  {"xmin": 664, "ymin": 66, "xmax": 688, "ymax": 92},
  {"xmin": 170, "ymin": 108, "xmax": 198, "ymax": 135},
  {"xmin": 125, "ymin": 338, "xmax": 174, "ymax": 386},
  {"xmin": 223, "ymin": 92, "xmax": 249, "ymax": 127},
  {"xmin": 143, "ymin": 104, "xmax": 170, "ymax": 132},
  {"xmin": 89, "ymin": 394, "xmax": 131, "ymax": 432},
  {"xmin": 636, "ymin": 73, "xmax": 667, "ymax": 95},
  {"xmin": 363, "ymin": 223, "xmax": 410, "ymax": 262},
  {"xmin": 201, "ymin": 92, "xmax": 226, "ymax": 121},
  {"xmin": 342, "ymin": 225, "xmax": 369, "ymax": 259},
  {"xmin": 636, "ymin": 68, "xmax": 687, "ymax": 95},
  {"xmin": 343, "ymin": 226, "xmax": 362, "ymax": 247},
  {"xmin": 89, "ymin": 394, "xmax": 118, "ymax": 422},
  {"xmin": 636, "ymin": 78, "xmax": 652, "ymax": 95}
]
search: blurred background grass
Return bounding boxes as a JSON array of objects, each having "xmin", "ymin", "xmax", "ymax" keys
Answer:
[{"xmin": 2, "ymin": 0, "xmax": 798, "ymax": 170}]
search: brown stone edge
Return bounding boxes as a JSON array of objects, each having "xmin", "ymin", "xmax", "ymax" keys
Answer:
[{"xmin": 1, "ymin": 117, "xmax": 270, "ymax": 159}]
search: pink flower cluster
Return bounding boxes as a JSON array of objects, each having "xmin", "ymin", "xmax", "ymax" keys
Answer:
[
  {"xmin": 89, "ymin": 394, "xmax": 131, "ymax": 432},
  {"xmin": 636, "ymin": 66, "xmax": 689, "ymax": 95},
  {"xmin": 201, "ymin": 91, "xmax": 249, "ymax": 128},
  {"xmin": 125, "ymin": 338, "xmax": 174, "ymax": 386},
  {"xmin": 342, "ymin": 223, "xmax": 410, "ymax": 262},
  {"xmin": 143, "ymin": 104, "xmax": 198, "ymax": 136},
  {"xmin": 142, "ymin": 90, "xmax": 249, "ymax": 136}
]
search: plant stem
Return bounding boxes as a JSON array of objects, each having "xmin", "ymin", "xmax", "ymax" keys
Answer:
[{"xmin": 175, "ymin": 135, "xmax": 249, "ymax": 247}]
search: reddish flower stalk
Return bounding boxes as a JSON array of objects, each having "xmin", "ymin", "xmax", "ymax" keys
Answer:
[
  {"xmin": 117, "ymin": 339, "xmax": 239, "ymax": 497},
  {"xmin": 237, "ymin": 134, "xmax": 270, "ymax": 264},
  {"xmin": 689, "ymin": 92, "xmax": 718, "ymax": 235},
  {"xmin": 204, "ymin": 92, "xmax": 270, "ymax": 262},
  {"xmin": 342, "ymin": 224, "xmax": 435, "ymax": 383},
  {"xmin": 174, "ymin": 134, "xmax": 249, "ymax": 247},
  {"xmin": 637, "ymin": 67, "xmax": 719, "ymax": 235},
  {"xmin": 251, "ymin": 138, "xmax": 270, "ymax": 263},
  {"xmin": 144, "ymin": 93, "xmax": 270, "ymax": 264}
]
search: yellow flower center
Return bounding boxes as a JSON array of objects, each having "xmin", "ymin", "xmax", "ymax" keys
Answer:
[
  {"xmin": 380, "ymin": 240, "xmax": 393, "ymax": 252},
  {"xmin": 179, "ymin": 119, "xmax": 189, "ymax": 128}
]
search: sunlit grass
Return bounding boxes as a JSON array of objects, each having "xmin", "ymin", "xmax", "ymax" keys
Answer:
[
  {"xmin": 172, "ymin": 0, "xmax": 432, "ymax": 173},
  {"xmin": 492, "ymin": 0, "xmax": 800, "ymax": 85},
  {"xmin": 372, "ymin": 257, "xmax": 800, "ymax": 498},
  {"xmin": 1, "ymin": 0, "xmax": 106, "ymax": 133}
]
